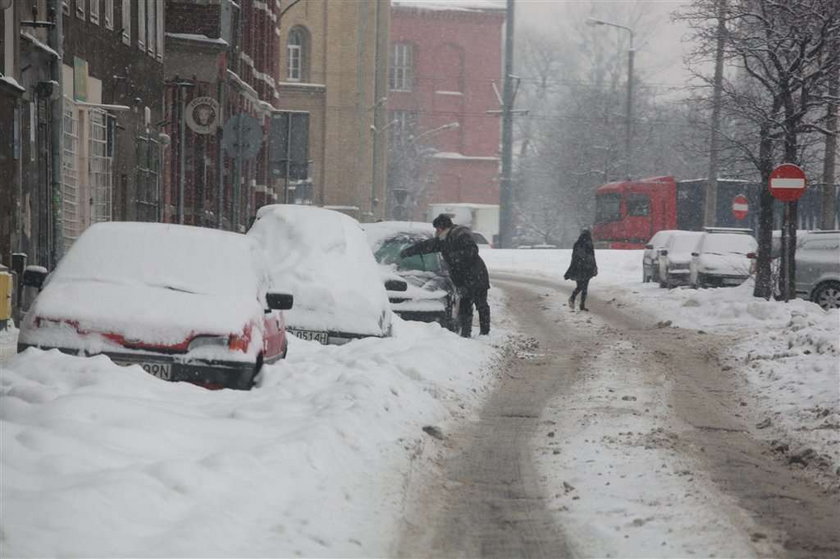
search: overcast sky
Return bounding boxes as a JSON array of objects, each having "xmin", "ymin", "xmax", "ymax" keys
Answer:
[{"xmin": 516, "ymin": 1, "xmax": 697, "ymax": 94}]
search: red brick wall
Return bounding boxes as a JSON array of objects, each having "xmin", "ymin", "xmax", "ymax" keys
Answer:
[{"xmin": 389, "ymin": 6, "xmax": 504, "ymax": 210}]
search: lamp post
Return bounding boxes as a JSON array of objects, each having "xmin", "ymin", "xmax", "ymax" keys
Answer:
[
  {"xmin": 387, "ymin": 122, "xmax": 459, "ymax": 219},
  {"xmin": 586, "ymin": 17, "xmax": 634, "ymax": 179}
]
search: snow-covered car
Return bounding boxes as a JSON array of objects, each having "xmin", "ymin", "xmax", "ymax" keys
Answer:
[
  {"xmin": 17, "ymin": 222, "xmax": 293, "ymax": 390},
  {"xmin": 643, "ymin": 229, "xmax": 678, "ymax": 283},
  {"xmin": 248, "ymin": 205, "xmax": 394, "ymax": 345},
  {"xmin": 689, "ymin": 229, "xmax": 757, "ymax": 288},
  {"xmin": 363, "ymin": 221, "xmax": 459, "ymax": 330},
  {"xmin": 657, "ymin": 230, "xmax": 703, "ymax": 288},
  {"xmin": 794, "ymin": 230, "xmax": 840, "ymax": 309}
]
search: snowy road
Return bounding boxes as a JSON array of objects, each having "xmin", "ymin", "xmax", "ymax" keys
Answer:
[{"xmin": 397, "ymin": 272, "xmax": 840, "ymax": 558}]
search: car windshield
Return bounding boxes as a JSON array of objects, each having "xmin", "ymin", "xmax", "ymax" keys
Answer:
[
  {"xmin": 702, "ymin": 233, "xmax": 757, "ymax": 255},
  {"xmin": 375, "ymin": 239, "xmax": 442, "ymax": 273}
]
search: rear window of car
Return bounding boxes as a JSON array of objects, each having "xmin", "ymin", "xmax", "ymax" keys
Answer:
[
  {"xmin": 702, "ymin": 233, "xmax": 757, "ymax": 254},
  {"xmin": 668, "ymin": 232, "xmax": 701, "ymax": 253},
  {"xmin": 800, "ymin": 235, "xmax": 840, "ymax": 251}
]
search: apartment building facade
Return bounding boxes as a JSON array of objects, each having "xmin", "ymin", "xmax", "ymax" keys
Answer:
[
  {"xmin": 1, "ymin": 0, "xmax": 165, "ymax": 270},
  {"xmin": 388, "ymin": 0, "xmax": 504, "ymax": 220},
  {"xmin": 278, "ymin": 0, "xmax": 390, "ymax": 221}
]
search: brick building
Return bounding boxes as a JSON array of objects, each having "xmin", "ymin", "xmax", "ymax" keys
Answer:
[
  {"xmin": 163, "ymin": 0, "xmax": 284, "ymax": 231},
  {"xmin": 388, "ymin": 0, "xmax": 504, "ymax": 220},
  {"xmin": 2, "ymin": 0, "xmax": 165, "ymax": 270}
]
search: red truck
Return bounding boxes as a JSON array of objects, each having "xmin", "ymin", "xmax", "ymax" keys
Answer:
[{"xmin": 591, "ymin": 176, "xmax": 833, "ymax": 249}]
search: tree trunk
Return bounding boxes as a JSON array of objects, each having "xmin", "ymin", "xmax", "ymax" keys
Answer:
[{"xmin": 753, "ymin": 129, "xmax": 775, "ymax": 300}]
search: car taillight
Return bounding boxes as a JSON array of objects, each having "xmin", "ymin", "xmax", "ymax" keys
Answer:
[
  {"xmin": 228, "ymin": 325, "xmax": 252, "ymax": 353},
  {"xmin": 187, "ymin": 335, "xmax": 229, "ymax": 352}
]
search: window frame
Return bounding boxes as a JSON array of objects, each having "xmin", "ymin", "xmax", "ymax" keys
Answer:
[
  {"xmin": 389, "ymin": 43, "xmax": 413, "ymax": 92},
  {"xmin": 286, "ymin": 27, "xmax": 306, "ymax": 82},
  {"xmin": 121, "ymin": 0, "xmax": 131, "ymax": 45},
  {"xmin": 104, "ymin": 0, "xmax": 114, "ymax": 29}
]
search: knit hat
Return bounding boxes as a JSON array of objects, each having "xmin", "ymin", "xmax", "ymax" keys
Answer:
[{"xmin": 432, "ymin": 214, "xmax": 453, "ymax": 229}]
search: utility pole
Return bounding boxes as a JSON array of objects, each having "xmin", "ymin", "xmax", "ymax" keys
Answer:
[
  {"xmin": 48, "ymin": 0, "xmax": 63, "ymax": 266},
  {"xmin": 499, "ymin": 0, "xmax": 516, "ymax": 249},
  {"xmin": 704, "ymin": 0, "xmax": 726, "ymax": 227}
]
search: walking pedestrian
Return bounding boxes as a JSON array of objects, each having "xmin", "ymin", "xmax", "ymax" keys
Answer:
[
  {"xmin": 400, "ymin": 214, "xmax": 490, "ymax": 337},
  {"xmin": 564, "ymin": 228, "xmax": 598, "ymax": 311}
]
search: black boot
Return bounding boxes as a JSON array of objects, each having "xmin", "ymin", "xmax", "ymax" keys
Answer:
[
  {"xmin": 580, "ymin": 294, "xmax": 588, "ymax": 311},
  {"xmin": 568, "ymin": 295, "xmax": 575, "ymax": 309}
]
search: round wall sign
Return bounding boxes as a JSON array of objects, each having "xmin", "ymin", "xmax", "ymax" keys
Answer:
[{"xmin": 186, "ymin": 97, "xmax": 220, "ymax": 135}]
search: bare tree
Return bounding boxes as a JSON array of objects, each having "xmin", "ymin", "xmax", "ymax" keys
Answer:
[{"xmin": 680, "ymin": 0, "xmax": 840, "ymax": 298}]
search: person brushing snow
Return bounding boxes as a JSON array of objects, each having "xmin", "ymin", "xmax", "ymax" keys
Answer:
[
  {"xmin": 400, "ymin": 214, "xmax": 490, "ymax": 337},
  {"xmin": 564, "ymin": 228, "xmax": 598, "ymax": 311}
]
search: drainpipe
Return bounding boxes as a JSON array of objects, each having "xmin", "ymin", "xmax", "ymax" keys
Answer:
[{"xmin": 48, "ymin": 0, "xmax": 63, "ymax": 267}]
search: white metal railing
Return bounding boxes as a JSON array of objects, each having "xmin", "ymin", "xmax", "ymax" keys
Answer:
[{"xmin": 61, "ymin": 98, "xmax": 79, "ymax": 252}]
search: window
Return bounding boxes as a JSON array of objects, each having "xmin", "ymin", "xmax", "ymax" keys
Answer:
[
  {"xmin": 76, "ymin": 0, "xmax": 85, "ymax": 19},
  {"xmin": 286, "ymin": 27, "xmax": 306, "ymax": 81},
  {"xmin": 89, "ymin": 109, "xmax": 113, "ymax": 225},
  {"xmin": 146, "ymin": 0, "xmax": 155, "ymax": 56},
  {"xmin": 626, "ymin": 194, "xmax": 650, "ymax": 217},
  {"xmin": 155, "ymin": 1, "xmax": 163, "ymax": 60},
  {"xmin": 595, "ymin": 193, "xmax": 621, "ymax": 223},
  {"xmin": 104, "ymin": 0, "xmax": 113, "ymax": 29},
  {"xmin": 389, "ymin": 43, "xmax": 413, "ymax": 91},
  {"xmin": 89, "ymin": 0, "xmax": 99, "ymax": 24},
  {"xmin": 121, "ymin": 0, "xmax": 130, "ymax": 45},
  {"xmin": 136, "ymin": 133, "xmax": 161, "ymax": 222},
  {"xmin": 137, "ymin": 0, "xmax": 146, "ymax": 50}
]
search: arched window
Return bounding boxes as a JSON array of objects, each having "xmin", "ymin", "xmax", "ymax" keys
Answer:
[{"xmin": 286, "ymin": 27, "xmax": 308, "ymax": 82}]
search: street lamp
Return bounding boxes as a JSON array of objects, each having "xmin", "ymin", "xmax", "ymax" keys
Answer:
[{"xmin": 586, "ymin": 17, "xmax": 634, "ymax": 179}]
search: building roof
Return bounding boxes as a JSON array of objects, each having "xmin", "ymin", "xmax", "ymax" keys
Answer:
[{"xmin": 392, "ymin": 0, "xmax": 505, "ymax": 13}]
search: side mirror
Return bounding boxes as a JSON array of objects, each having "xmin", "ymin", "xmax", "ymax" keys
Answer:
[
  {"xmin": 22, "ymin": 266, "xmax": 48, "ymax": 289},
  {"xmin": 691, "ymin": 252, "xmax": 699, "ymax": 257},
  {"xmin": 659, "ymin": 249, "xmax": 668, "ymax": 256},
  {"xmin": 385, "ymin": 279, "xmax": 408, "ymax": 292},
  {"xmin": 746, "ymin": 252, "xmax": 756, "ymax": 259},
  {"xmin": 645, "ymin": 244, "xmax": 653, "ymax": 250},
  {"xmin": 266, "ymin": 292, "xmax": 294, "ymax": 310}
]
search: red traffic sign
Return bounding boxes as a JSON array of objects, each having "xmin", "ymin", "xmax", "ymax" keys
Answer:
[
  {"xmin": 732, "ymin": 194, "xmax": 749, "ymax": 220},
  {"xmin": 769, "ymin": 163, "xmax": 807, "ymax": 202}
]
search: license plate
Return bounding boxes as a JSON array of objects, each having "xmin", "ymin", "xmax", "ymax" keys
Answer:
[
  {"xmin": 288, "ymin": 329, "xmax": 329, "ymax": 344},
  {"xmin": 114, "ymin": 360, "xmax": 172, "ymax": 381}
]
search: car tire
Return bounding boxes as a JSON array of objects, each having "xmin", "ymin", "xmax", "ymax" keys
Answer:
[{"xmin": 812, "ymin": 281, "xmax": 840, "ymax": 310}]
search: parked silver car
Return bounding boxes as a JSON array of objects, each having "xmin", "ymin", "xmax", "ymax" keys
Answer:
[
  {"xmin": 689, "ymin": 229, "xmax": 757, "ymax": 288},
  {"xmin": 795, "ymin": 230, "xmax": 840, "ymax": 310},
  {"xmin": 657, "ymin": 231, "xmax": 703, "ymax": 288},
  {"xmin": 643, "ymin": 230, "xmax": 678, "ymax": 283}
]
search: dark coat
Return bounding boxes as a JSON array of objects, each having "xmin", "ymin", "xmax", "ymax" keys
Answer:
[
  {"xmin": 402, "ymin": 225, "xmax": 490, "ymax": 292},
  {"xmin": 564, "ymin": 231, "xmax": 598, "ymax": 281}
]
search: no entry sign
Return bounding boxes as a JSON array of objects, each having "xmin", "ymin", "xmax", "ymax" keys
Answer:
[
  {"xmin": 769, "ymin": 163, "xmax": 807, "ymax": 202},
  {"xmin": 732, "ymin": 194, "xmax": 749, "ymax": 220}
]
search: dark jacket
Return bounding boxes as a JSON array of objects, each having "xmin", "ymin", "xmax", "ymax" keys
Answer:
[
  {"xmin": 402, "ymin": 225, "xmax": 490, "ymax": 292},
  {"xmin": 564, "ymin": 231, "xmax": 598, "ymax": 281}
]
